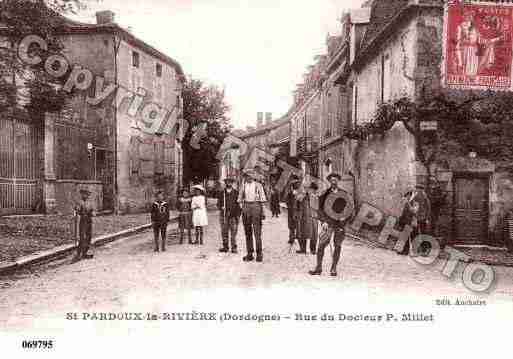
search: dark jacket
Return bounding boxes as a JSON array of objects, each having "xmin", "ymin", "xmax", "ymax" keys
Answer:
[
  {"xmin": 398, "ymin": 200, "xmax": 415, "ymax": 228},
  {"xmin": 217, "ymin": 189, "xmax": 241, "ymax": 219},
  {"xmin": 286, "ymin": 189, "xmax": 299, "ymax": 229},
  {"xmin": 318, "ymin": 187, "xmax": 352, "ymax": 229},
  {"xmin": 411, "ymin": 190, "xmax": 431, "ymax": 222},
  {"xmin": 151, "ymin": 200, "xmax": 170, "ymax": 225},
  {"xmin": 76, "ymin": 200, "xmax": 94, "ymax": 225},
  {"xmin": 177, "ymin": 197, "xmax": 192, "ymax": 213}
]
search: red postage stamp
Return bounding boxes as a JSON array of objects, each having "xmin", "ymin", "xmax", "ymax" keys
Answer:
[{"xmin": 444, "ymin": 1, "xmax": 513, "ymax": 90}]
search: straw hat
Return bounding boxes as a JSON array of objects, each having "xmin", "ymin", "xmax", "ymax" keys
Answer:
[
  {"xmin": 78, "ymin": 186, "xmax": 91, "ymax": 195},
  {"xmin": 192, "ymin": 184, "xmax": 205, "ymax": 192},
  {"xmin": 326, "ymin": 173, "xmax": 342, "ymax": 181}
]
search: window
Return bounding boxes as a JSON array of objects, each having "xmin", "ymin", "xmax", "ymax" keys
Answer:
[
  {"xmin": 380, "ymin": 55, "xmax": 385, "ymax": 103},
  {"xmin": 383, "ymin": 54, "xmax": 391, "ymax": 102},
  {"xmin": 131, "ymin": 72, "xmax": 141, "ymax": 91},
  {"xmin": 353, "ymin": 84, "xmax": 358, "ymax": 128},
  {"xmin": 132, "ymin": 51, "xmax": 140, "ymax": 68},
  {"xmin": 347, "ymin": 83, "xmax": 353, "ymax": 129},
  {"xmin": 156, "ymin": 63, "xmax": 162, "ymax": 77},
  {"xmin": 325, "ymin": 92, "xmax": 333, "ymax": 138},
  {"xmin": 380, "ymin": 54, "xmax": 390, "ymax": 103},
  {"xmin": 155, "ymin": 84, "xmax": 163, "ymax": 103},
  {"xmin": 325, "ymin": 159, "xmax": 333, "ymax": 176}
]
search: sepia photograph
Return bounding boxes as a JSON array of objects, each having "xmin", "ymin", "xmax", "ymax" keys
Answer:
[{"xmin": 1, "ymin": 0, "xmax": 512, "ymax": 357}]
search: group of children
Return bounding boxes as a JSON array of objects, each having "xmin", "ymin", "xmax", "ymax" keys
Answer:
[
  {"xmin": 172, "ymin": 185, "xmax": 209, "ymax": 246},
  {"xmin": 71, "ymin": 185, "xmax": 210, "ymax": 263}
]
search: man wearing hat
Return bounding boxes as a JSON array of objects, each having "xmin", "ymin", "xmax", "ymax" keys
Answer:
[
  {"xmin": 309, "ymin": 173, "xmax": 353, "ymax": 277},
  {"xmin": 72, "ymin": 187, "xmax": 95, "ymax": 263},
  {"xmin": 217, "ymin": 177, "xmax": 242, "ymax": 253},
  {"xmin": 410, "ymin": 183, "xmax": 431, "ymax": 255},
  {"xmin": 151, "ymin": 190, "xmax": 170, "ymax": 252},
  {"xmin": 286, "ymin": 176, "xmax": 301, "ymax": 247},
  {"xmin": 238, "ymin": 168, "xmax": 267, "ymax": 262}
]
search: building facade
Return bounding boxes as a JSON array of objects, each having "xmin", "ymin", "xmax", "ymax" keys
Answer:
[
  {"xmin": 289, "ymin": 57, "xmax": 324, "ymax": 179},
  {"xmin": 311, "ymin": 0, "xmax": 513, "ymax": 248},
  {"xmin": 0, "ymin": 10, "xmax": 185, "ymax": 215},
  {"xmin": 220, "ymin": 113, "xmax": 291, "ymax": 187}
]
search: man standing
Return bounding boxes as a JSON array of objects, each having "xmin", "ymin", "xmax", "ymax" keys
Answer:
[
  {"xmin": 309, "ymin": 173, "xmax": 353, "ymax": 277},
  {"xmin": 72, "ymin": 187, "xmax": 95, "ymax": 263},
  {"xmin": 296, "ymin": 182, "xmax": 319, "ymax": 255},
  {"xmin": 218, "ymin": 177, "xmax": 241, "ymax": 253},
  {"xmin": 151, "ymin": 190, "xmax": 170, "ymax": 252},
  {"xmin": 411, "ymin": 183, "xmax": 431, "ymax": 255},
  {"xmin": 286, "ymin": 178, "xmax": 300, "ymax": 246},
  {"xmin": 238, "ymin": 168, "xmax": 267, "ymax": 262},
  {"xmin": 411, "ymin": 184, "xmax": 431, "ymax": 234}
]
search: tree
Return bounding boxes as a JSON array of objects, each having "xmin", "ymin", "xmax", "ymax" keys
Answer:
[
  {"xmin": 341, "ymin": 91, "xmax": 513, "ymax": 232},
  {"xmin": 181, "ymin": 77, "xmax": 231, "ymax": 184},
  {"xmin": 0, "ymin": 0, "xmax": 83, "ymax": 120}
]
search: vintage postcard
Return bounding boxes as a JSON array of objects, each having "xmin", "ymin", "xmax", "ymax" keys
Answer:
[{"xmin": 1, "ymin": 0, "xmax": 512, "ymax": 357}]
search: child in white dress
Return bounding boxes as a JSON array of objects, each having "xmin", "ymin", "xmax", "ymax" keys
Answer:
[{"xmin": 191, "ymin": 185, "xmax": 208, "ymax": 245}]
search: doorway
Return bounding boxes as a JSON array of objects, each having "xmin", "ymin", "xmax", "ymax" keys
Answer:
[{"xmin": 451, "ymin": 173, "xmax": 490, "ymax": 245}]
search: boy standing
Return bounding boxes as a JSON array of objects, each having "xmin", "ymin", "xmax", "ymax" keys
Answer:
[
  {"xmin": 177, "ymin": 188, "xmax": 193, "ymax": 244},
  {"xmin": 72, "ymin": 187, "xmax": 95, "ymax": 263},
  {"xmin": 151, "ymin": 190, "xmax": 170, "ymax": 252}
]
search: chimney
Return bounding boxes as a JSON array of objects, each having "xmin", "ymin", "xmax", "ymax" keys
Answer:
[
  {"xmin": 257, "ymin": 112, "xmax": 264, "ymax": 127},
  {"xmin": 96, "ymin": 10, "xmax": 115, "ymax": 25},
  {"xmin": 265, "ymin": 112, "xmax": 272, "ymax": 125}
]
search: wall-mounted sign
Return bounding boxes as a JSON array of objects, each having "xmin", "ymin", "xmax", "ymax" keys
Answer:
[
  {"xmin": 420, "ymin": 121, "xmax": 438, "ymax": 131},
  {"xmin": 443, "ymin": 1, "xmax": 513, "ymax": 91}
]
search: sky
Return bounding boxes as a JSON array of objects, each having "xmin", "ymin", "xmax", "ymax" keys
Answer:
[{"xmin": 72, "ymin": 0, "xmax": 365, "ymax": 129}]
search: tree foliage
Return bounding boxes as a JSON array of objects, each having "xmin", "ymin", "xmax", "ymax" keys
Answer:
[
  {"xmin": 0, "ymin": 0, "xmax": 82, "ymax": 118},
  {"xmin": 343, "ymin": 92, "xmax": 513, "ymax": 170},
  {"xmin": 181, "ymin": 77, "xmax": 231, "ymax": 184}
]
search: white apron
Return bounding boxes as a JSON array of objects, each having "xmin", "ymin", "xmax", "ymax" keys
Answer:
[{"xmin": 191, "ymin": 195, "xmax": 208, "ymax": 227}]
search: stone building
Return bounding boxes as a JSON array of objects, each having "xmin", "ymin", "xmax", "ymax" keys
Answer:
[
  {"xmin": 220, "ymin": 113, "xmax": 291, "ymax": 186},
  {"xmin": 289, "ymin": 57, "xmax": 324, "ymax": 179},
  {"xmin": 318, "ymin": 12, "xmax": 354, "ymax": 186},
  {"xmin": 0, "ymin": 10, "xmax": 185, "ymax": 215},
  {"xmin": 312, "ymin": 0, "xmax": 513, "ymax": 248}
]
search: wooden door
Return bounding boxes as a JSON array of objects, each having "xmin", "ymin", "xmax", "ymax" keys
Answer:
[
  {"xmin": 0, "ymin": 117, "xmax": 40, "ymax": 215},
  {"xmin": 452, "ymin": 175, "xmax": 489, "ymax": 245}
]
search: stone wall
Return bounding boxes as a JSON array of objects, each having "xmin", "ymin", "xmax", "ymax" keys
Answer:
[
  {"xmin": 115, "ymin": 38, "xmax": 182, "ymax": 213},
  {"xmin": 356, "ymin": 123, "xmax": 416, "ymax": 217},
  {"xmin": 52, "ymin": 34, "xmax": 116, "ymax": 213},
  {"xmin": 352, "ymin": 17, "xmax": 418, "ymax": 215},
  {"xmin": 54, "ymin": 180, "xmax": 103, "ymax": 214}
]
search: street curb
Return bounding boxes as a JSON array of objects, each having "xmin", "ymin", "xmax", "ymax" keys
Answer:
[{"xmin": 0, "ymin": 216, "xmax": 178, "ymax": 276}]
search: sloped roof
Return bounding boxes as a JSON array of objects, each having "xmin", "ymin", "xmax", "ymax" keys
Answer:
[
  {"xmin": 359, "ymin": 0, "xmax": 409, "ymax": 52},
  {"xmin": 58, "ymin": 21, "xmax": 184, "ymax": 76},
  {"xmin": 0, "ymin": 6, "xmax": 184, "ymax": 76}
]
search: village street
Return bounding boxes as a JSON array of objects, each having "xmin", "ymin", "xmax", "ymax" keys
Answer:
[{"xmin": 2, "ymin": 208, "xmax": 513, "ymax": 343}]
